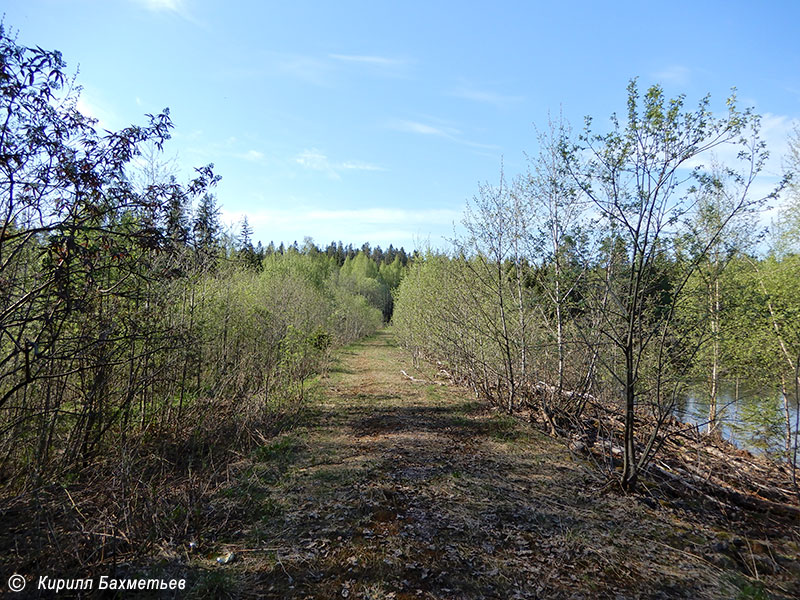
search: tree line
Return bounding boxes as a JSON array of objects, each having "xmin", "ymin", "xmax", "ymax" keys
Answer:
[
  {"xmin": 393, "ymin": 81, "xmax": 800, "ymax": 492},
  {"xmin": 248, "ymin": 239, "xmax": 412, "ymax": 270}
]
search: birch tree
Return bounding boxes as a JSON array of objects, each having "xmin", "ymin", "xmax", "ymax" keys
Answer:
[{"xmin": 566, "ymin": 80, "xmax": 770, "ymax": 490}]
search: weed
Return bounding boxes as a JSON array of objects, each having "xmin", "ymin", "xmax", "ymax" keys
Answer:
[
  {"xmin": 455, "ymin": 400, "xmax": 481, "ymax": 414},
  {"xmin": 737, "ymin": 580, "xmax": 770, "ymax": 600},
  {"xmin": 311, "ymin": 466, "xmax": 358, "ymax": 486},
  {"xmin": 253, "ymin": 436, "xmax": 299, "ymax": 463},
  {"xmin": 258, "ymin": 497, "xmax": 283, "ymax": 521},
  {"xmin": 450, "ymin": 415, "xmax": 472, "ymax": 428},
  {"xmin": 425, "ymin": 384, "xmax": 443, "ymax": 401},
  {"xmin": 186, "ymin": 569, "xmax": 238, "ymax": 600},
  {"xmin": 488, "ymin": 414, "xmax": 525, "ymax": 442}
]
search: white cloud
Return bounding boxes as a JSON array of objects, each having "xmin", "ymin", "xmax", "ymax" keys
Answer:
[
  {"xmin": 756, "ymin": 114, "xmax": 800, "ymax": 226},
  {"xmin": 272, "ymin": 52, "xmax": 409, "ymax": 86},
  {"xmin": 339, "ymin": 160, "xmax": 386, "ymax": 171},
  {"xmin": 135, "ymin": 0, "xmax": 186, "ymax": 13},
  {"xmin": 307, "ymin": 208, "xmax": 459, "ymax": 225},
  {"xmin": 390, "ymin": 120, "xmax": 458, "ymax": 137},
  {"xmin": 329, "ymin": 54, "xmax": 407, "ymax": 67},
  {"xmin": 76, "ymin": 97, "xmax": 99, "ymax": 122},
  {"xmin": 617, "ymin": 111, "xmax": 797, "ymax": 239},
  {"xmin": 220, "ymin": 205, "xmax": 459, "ymax": 250},
  {"xmin": 240, "ymin": 149, "xmax": 265, "ymax": 162},
  {"xmin": 138, "ymin": 0, "xmax": 179, "ymax": 9},
  {"xmin": 451, "ymin": 87, "xmax": 523, "ymax": 108},
  {"xmin": 652, "ymin": 65, "xmax": 691, "ymax": 85},
  {"xmin": 760, "ymin": 113, "xmax": 800, "ymax": 175},
  {"xmin": 132, "ymin": 0, "xmax": 203, "ymax": 25},
  {"xmin": 679, "ymin": 112, "xmax": 798, "ymax": 178},
  {"xmin": 76, "ymin": 93, "xmax": 117, "ymax": 130},
  {"xmin": 294, "ymin": 149, "xmax": 385, "ymax": 179},
  {"xmin": 276, "ymin": 55, "xmax": 333, "ymax": 86},
  {"xmin": 295, "ymin": 149, "xmax": 340, "ymax": 179},
  {"xmin": 328, "ymin": 54, "xmax": 412, "ymax": 79},
  {"xmin": 389, "ymin": 119, "xmax": 499, "ymax": 150}
]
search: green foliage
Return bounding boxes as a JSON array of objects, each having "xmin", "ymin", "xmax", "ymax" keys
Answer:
[
  {"xmin": 773, "ymin": 124, "xmax": 800, "ymax": 254},
  {"xmin": 338, "ymin": 251, "xmax": 396, "ymax": 320},
  {"xmin": 187, "ymin": 570, "xmax": 238, "ymax": 600},
  {"xmin": 0, "ymin": 24, "xmax": 219, "ymax": 484},
  {"xmin": 394, "ymin": 79, "xmax": 792, "ymax": 488},
  {"xmin": 733, "ymin": 396, "xmax": 785, "ymax": 452},
  {"xmin": 0, "ymin": 27, "xmax": 392, "ymax": 491},
  {"xmin": 190, "ymin": 250, "xmax": 385, "ymax": 406},
  {"xmin": 253, "ymin": 435, "xmax": 300, "ymax": 463}
]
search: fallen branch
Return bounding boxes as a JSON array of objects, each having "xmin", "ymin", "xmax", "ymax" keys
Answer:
[{"xmin": 400, "ymin": 370, "xmax": 445, "ymax": 385}]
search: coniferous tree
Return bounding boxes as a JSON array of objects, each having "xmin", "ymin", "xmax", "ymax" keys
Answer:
[{"xmin": 193, "ymin": 193, "xmax": 221, "ymax": 268}]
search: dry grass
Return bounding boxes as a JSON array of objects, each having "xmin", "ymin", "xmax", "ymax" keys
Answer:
[
  {"xmin": 4, "ymin": 329, "xmax": 798, "ymax": 598},
  {"xmin": 0, "ymin": 393, "xmax": 307, "ymax": 593},
  {"xmin": 170, "ymin": 330, "xmax": 800, "ymax": 599}
]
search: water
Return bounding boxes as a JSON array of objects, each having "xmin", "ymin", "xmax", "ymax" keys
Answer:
[{"xmin": 673, "ymin": 381, "xmax": 800, "ymax": 456}]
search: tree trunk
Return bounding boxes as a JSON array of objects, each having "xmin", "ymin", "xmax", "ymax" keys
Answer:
[
  {"xmin": 708, "ymin": 278, "xmax": 720, "ymax": 434},
  {"xmin": 622, "ymin": 347, "xmax": 638, "ymax": 491}
]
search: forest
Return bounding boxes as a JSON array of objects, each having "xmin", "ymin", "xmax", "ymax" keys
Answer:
[{"xmin": 2, "ymin": 22, "xmax": 800, "ymax": 600}]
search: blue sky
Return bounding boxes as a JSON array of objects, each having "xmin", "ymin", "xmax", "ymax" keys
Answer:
[{"xmin": 4, "ymin": 0, "xmax": 799, "ymax": 251}]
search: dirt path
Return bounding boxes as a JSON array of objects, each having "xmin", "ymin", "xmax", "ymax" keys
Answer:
[{"xmin": 188, "ymin": 330, "xmax": 798, "ymax": 599}]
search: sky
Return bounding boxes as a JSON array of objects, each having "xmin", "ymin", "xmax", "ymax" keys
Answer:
[{"xmin": 4, "ymin": 0, "xmax": 800, "ymax": 251}]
